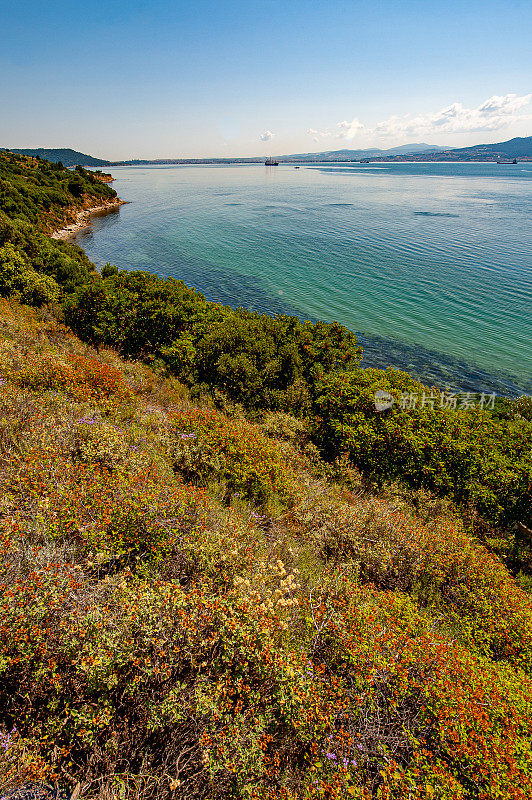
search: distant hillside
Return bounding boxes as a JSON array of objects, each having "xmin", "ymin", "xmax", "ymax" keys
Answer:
[
  {"xmin": 6, "ymin": 148, "xmax": 111, "ymax": 168},
  {"xmin": 366, "ymin": 135, "xmax": 532, "ymax": 162},
  {"xmin": 438, "ymin": 136, "xmax": 532, "ymax": 160},
  {"xmin": 287, "ymin": 143, "xmax": 449, "ymax": 161},
  {"xmin": 387, "ymin": 142, "xmax": 450, "ymax": 154},
  {"xmin": 110, "ymin": 143, "xmax": 449, "ymax": 166}
]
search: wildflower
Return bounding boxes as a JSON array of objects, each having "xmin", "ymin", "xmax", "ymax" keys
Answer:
[{"xmin": 0, "ymin": 726, "xmax": 16, "ymax": 752}]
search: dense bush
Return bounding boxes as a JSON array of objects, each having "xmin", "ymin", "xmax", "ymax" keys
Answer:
[
  {"xmin": 170, "ymin": 406, "xmax": 301, "ymax": 505},
  {"xmin": 0, "ymin": 151, "xmax": 115, "ymax": 231},
  {"xmin": 0, "ymin": 241, "xmax": 61, "ymax": 305},
  {"xmin": 0, "ymin": 151, "xmax": 114, "ymax": 300},
  {"xmin": 314, "ymin": 367, "xmax": 532, "ymax": 563},
  {"xmin": 64, "ymin": 270, "xmax": 362, "ymax": 412}
]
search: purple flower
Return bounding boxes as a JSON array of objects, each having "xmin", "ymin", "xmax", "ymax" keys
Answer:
[{"xmin": 0, "ymin": 726, "xmax": 15, "ymax": 752}]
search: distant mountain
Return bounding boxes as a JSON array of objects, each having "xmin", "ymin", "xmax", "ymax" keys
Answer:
[
  {"xmin": 385, "ymin": 143, "xmax": 451, "ymax": 155},
  {"xmin": 285, "ymin": 143, "xmax": 449, "ymax": 161},
  {"xmin": 6, "ymin": 148, "xmax": 111, "ymax": 167},
  {"xmin": 433, "ymin": 136, "xmax": 532, "ymax": 160},
  {"xmin": 365, "ymin": 136, "xmax": 532, "ymax": 162},
  {"xmin": 109, "ymin": 143, "xmax": 451, "ymax": 166}
]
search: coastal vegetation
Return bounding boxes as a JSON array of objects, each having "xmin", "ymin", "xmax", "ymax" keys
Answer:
[
  {"xmin": 0, "ymin": 151, "xmax": 531, "ymax": 800},
  {"xmin": 5, "ymin": 149, "xmax": 112, "ymax": 169}
]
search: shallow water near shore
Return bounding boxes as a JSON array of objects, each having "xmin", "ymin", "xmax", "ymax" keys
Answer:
[{"xmin": 76, "ymin": 162, "xmax": 532, "ymax": 396}]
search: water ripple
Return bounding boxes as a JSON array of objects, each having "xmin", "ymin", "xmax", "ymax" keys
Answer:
[{"xmin": 78, "ymin": 163, "xmax": 532, "ymax": 397}]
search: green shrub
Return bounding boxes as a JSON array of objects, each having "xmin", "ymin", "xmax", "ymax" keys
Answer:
[
  {"xmin": 314, "ymin": 368, "xmax": 532, "ymax": 534},
  {"xmin": 0, "ymin": 242, "xmax": 60, "ymax": 306}
]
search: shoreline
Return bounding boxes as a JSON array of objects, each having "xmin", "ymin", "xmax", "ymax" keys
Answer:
[{"xmin": 50, "ymin": 198, "xmax": 127, "ymax": 240}]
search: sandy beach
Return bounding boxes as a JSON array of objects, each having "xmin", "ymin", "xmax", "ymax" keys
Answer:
[{"xmin": 50, "ymin": 198, "xmax": 127, "ymax": 240}]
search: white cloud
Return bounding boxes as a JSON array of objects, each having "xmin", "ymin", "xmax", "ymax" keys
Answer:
[
  {"xmin": 376, "ymin": 93, "xmax": 532, "ymax": 138},
  {"xmin": 478, "ymin": 93, "xmax": 531, "ymax": 115},
  {"xmin": 306, "ymin": 120, "xmax": 364, "ymax": 142},
  {"xmin": 260, "ymin": 130, "xmax": 275, "ymax": 142},
  {"xmin": 336, "ymin": 117, "xmax": 364, "ymax": 140},
  {"xmin": 307, "ymin": 93, "xmax": 532, "ymax": 145}
]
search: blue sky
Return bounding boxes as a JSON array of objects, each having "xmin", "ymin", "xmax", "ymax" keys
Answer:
[{"xmin": 1, "ymin": 0, "xmax": 531, "ymax": 158}]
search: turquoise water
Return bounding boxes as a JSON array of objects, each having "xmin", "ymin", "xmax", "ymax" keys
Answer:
[{"xmin": 76, "ymin": 162, "xmax": 532, "ymax": 396}]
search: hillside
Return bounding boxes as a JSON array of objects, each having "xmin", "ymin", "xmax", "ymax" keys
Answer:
[
  {"xmin": 0, "ymin": 151, "xmax": 531, "ymax": 800},
  {"xmin": 285, "ymin": 144, "xmax": 449, "ymax": 161},
  {"xmin": 287, "ymin": 137, "xmax": 532, "ymax": 162},
  {"xmin": 6, "ymin": 148, "xmax": 112, "ymax": 168},
  {"xmin": 366, "ymin": 135, "xmax": 532, "ymax": 162},
  {"xmin": 435, "ymin": 135, "xmax": 532, "ymax": 160}
]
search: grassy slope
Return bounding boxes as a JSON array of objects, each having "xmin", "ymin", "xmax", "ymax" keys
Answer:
[
  {"xmin": 0, "ymin": 152, "xmax": 531, "ymax": 799},
  {"xmin": 0, "ymin": 303, "xmax": 531, "ymax": 800}
]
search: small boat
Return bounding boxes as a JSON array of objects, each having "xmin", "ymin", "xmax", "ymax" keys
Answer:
[
  {"xmin": 265, "ymin": 157, "xmax": 279, "ymax": 166},
  {"xmin": 294, "ymin": 166, "xmax": 300, "ymax": 169},
  {"xmin": 497, "ymin": 158, "xmax": 518, "ymax": 164}
]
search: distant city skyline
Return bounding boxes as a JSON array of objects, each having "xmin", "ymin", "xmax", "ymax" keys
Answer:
[{"xmin": 2, "ymin": 0, "xmax": 531, "ymax": 159}]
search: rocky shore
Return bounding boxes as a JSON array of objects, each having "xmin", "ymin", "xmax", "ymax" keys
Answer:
[{"xmin": 50, "ymin": 198, "xmax": 127, "ymax": 240}]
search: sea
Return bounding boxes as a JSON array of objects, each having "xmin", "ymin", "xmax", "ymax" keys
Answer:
[{"xmin": 75, "ymin": 161, "xmax": 532, "ymax": 398}]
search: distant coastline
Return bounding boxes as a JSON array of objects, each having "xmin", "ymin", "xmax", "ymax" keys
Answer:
[
  {"xmin": 107, "ymin": 156, "xmax": 531, "ymax": 166},
  {"xmin": 7, "ymin": 135, "xmax": 532, "ymax": 169}
]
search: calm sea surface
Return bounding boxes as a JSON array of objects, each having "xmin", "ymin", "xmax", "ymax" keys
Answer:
[{"xmin": 76, "ymin": 162, "xmax": 532, "ymax": 397}]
